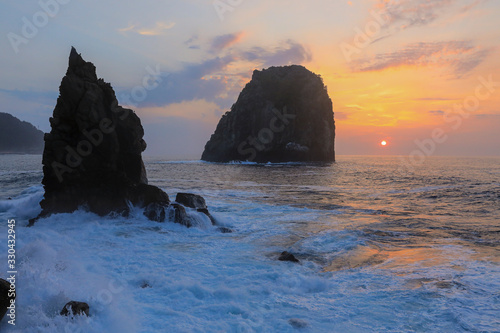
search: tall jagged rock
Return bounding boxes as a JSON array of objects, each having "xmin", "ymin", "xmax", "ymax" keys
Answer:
[
  {"xmin": 202, "ymin": 65, "xmax": 335, "ymax": 163},
  {"xmin": 34, "ymin": 47, "xmax": 169, "ymax": 221}
]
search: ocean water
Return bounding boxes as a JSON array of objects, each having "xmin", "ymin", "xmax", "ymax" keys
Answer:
[{"xmin": 0, "ymin": 154, "xmax": 499, "ymax": 332}]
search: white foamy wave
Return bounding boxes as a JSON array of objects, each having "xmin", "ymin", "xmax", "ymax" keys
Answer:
[{"xmin": 0, "ymin": 185, "xmax": 43, "ymax": 219}]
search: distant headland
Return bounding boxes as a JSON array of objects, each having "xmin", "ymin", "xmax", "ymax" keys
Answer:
[{"xmin": 0, "ymin": 112, "xmax": 44, "ymax": 154}]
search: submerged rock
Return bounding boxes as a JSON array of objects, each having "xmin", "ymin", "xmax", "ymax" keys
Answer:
[
  {"xmin": 289, "ymin": 318, "xmax": 308, "ymax": 329},
  {"xmin": 30, "ymin": 47, "xmax": 170, "ymax": 223},
  {"xmin": 202, "ymin": 65, "xmax": 335, "ymax": 163},
  {"xmin": 278, "ymin": 251, "xmax": 300, "ymax": 263},
  {"xmin": 60, "ymin": 301, "xmax": 89, "ymax": 317}
]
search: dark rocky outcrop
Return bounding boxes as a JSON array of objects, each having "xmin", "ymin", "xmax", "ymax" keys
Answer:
[
  {"xmin": 278, "ymin": 251, "xmax": 300, "ymax": 263},
  {"xmin": 176, "ymin": 193, "xmax": 207, "ymax": 210},
  {"xmin": 31, "ymin": 48, "xmax": 169, "ymax": 223},
  {"xmin": 28, "ymin": 47, "xmax": 169, "ymax": 223},
  {"xmin": 33, "ymin": 47, "xmax": 163, "ymax": 221},
  {"xmin": 60, "ymin": 301, "xmax": 89, "ymax": 317},
  {"xmin": 169, "ymin": 203, "xmax": 190, "ymax": 227},
  {"xmin": 29, "ymin": 47, "xmax": 215, "ymax": 228},
  {"xmin": 0, "ymin": 113, "xmax": 44, "ymax": 154},
  {"xmin": 0, "ymin": 278, "xmax": 15, "ymax": 322},
  {"xmin": 175, "ymin": 193, "xmax": 218, "ymax": 225},
  {"xmin": 202, "ymin": 65, "xmax": 335, "ymax": 163}
]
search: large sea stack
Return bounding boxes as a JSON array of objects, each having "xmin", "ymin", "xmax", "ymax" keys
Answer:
[
  {"xmin": 202, "ymin": 65, "xmax": 335, "ymax": 163},
  {"xmin": 31, "ymin": 48, "xmax": 176, "ymax": 223}
]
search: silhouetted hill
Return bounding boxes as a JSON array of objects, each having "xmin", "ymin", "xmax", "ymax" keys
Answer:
[{"xmin": 0, "ymin": 112, "xmax": 44, "ymax": 153}]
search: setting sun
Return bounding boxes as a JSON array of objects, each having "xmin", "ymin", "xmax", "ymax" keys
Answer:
[{"xmin": 381, "ymin": 140, "xmax": 387, "ymax": 146}]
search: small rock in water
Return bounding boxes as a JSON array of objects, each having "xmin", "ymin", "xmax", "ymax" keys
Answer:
[
  {"xmin": 170, "ymin": 204, "xmax": 191, "ymax": 227},
  {"xmin": 197, "ymin": 208, "xmax": 218, "ymax": 225},
  {"xmin": 175, "ymin": 193, "xmax": 207, "ymax": 210},
  {"xmin": 289, "ymin": 318, "xmax": 308, "ymax": 329},
  {"xmin": 60, "ymin": 301, "xmax": 89, "ymax": 317},
  {"xmin": 217, "ymin": 227, "xmax": 233, "ymax": 233},
  {"xmin": 144, "ymin": 202, "xmax": 166, "ymax": 222},
  {"xmin": 279, "ymin": 251, "xmax": 300, "ymax": 263}
]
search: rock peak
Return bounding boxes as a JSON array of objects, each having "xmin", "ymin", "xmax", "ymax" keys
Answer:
[
  {"xmin": 66, "ymin": 47, "xmax": 97, "ymax": 81},
  {"xmin": 34, "ymin": 48, "xmax": 165, "ymax": 220}
]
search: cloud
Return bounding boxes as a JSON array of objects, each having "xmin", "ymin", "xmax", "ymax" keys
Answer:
[
  {"xmin": 374, "ymin": 0, "xmax": 486, "ymax": 30},
  {"xmin": 428, "ymin": 110, "xmax": 445, "ymax": 115},
  {"xmin": 210, "ymin": 32, "xmax": 244, "ymax": 53},
  {"xmin": 129, "ymin": 40, "xmax": 311, "ymax": 110},
  {"xmin": 335, "ymin": 112, "xmax": 349, "ymax": 120},
  {"xmin": 241, "ymin": 40, "xmax": 312, "ymax": 68},
  {"xmin": 351, "ymin": 41, "xmax": 490, "ymax": 78},
  {"xmin": 415, "ymin": 97, "xmax": 454, "ymax": 101},
  {"xmin": 185, "ymin": 35, "xmax": 201, "ymax": 50},
  {"xmin": 0, "ymin": 88, "xmax": 57, "ymax": 103},
  {"xmin": 119, "ymin": 21, "xmax": 175, "ymax": 36},
  {"xmin": 474, "ymin": 113, "xmax": 500, "ymax": 118}
]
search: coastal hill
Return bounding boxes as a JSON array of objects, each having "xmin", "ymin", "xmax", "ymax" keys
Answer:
[
  {"xmin": 0, "ymin": 112, "xmax": 44, "ymax": 153},
  {"xmin": 202, "ymin": 65, "xmax": 335, "ymax": 163}
]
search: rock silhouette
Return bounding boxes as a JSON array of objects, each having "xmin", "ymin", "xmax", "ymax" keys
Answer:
[
  {"xmin": 29, "ymin": 47, "xmax": 179, "ymax": 224},
  {"xmin": 202, "ymin": 65, "xmax": 335, "ymax": 163},
  {"xmin": 0, "ymin": 112, "xmax": 44, "ymax": 153},
  {"xmin": 60, "ymin": 301, "xmax": 89, "ymax": 317}
]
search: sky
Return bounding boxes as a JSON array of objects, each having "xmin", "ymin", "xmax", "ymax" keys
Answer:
[{"xmin": 0, "ymin": 0, "xmax": 499, "ymax": 158}]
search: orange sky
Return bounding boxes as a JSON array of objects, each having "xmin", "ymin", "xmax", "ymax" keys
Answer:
[{"xmin": 1, "ymin": 0, "xmax": 499, "ymax": 157}]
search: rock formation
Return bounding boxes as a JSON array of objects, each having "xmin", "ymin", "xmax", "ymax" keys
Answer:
[
  {"xmin": 278, "ymin": 251, "xmax": 300, "ymax": 263},
  {"xmin": 202, "ymin": 65, "xmax": 335, "ymax": 163},
  {"xmin": 0, "ymin": 112, "xmax": 44, "ymax": 153},
  {"xmin": 30, "ymin": 47, "xmax": 215, "ymax": 228},
  {"xmin": 60, "ymin": 301, "xmax": 89, "ymax": 317}
]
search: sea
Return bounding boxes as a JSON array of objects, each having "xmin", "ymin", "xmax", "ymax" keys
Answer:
[{"xmin": 0, "ymin": 154, "xmax": 499, "ymax": 332}]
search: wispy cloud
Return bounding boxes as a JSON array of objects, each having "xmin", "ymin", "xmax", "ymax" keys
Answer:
[
  {"xmin": 119, "ymin": 22, "xmax": 175, "ymax": 36},
  {"xmin": 370, "ymin": 0, "xmax": 489, "ymax": 38},
  {"xmin": 351, "ymin": 41, "xmax": 490, "ymax": 78},
  {"xmin": 428, "ymin": 110, "xmax": 445, "ymax": 115},
  {"xmin": 210, "ymin": 32, "xmax": 245, "ymax": 53},
  {"xmin": 137, "ymin": 40, "xmax": 311, "ymax": 109},
  {"xmin": 240, "ymin": 40, "xmax": 312, "ymax": 68},
  {"xmin": 375, "ymin": 0, "xmax": 453, "ymax": 29}
]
